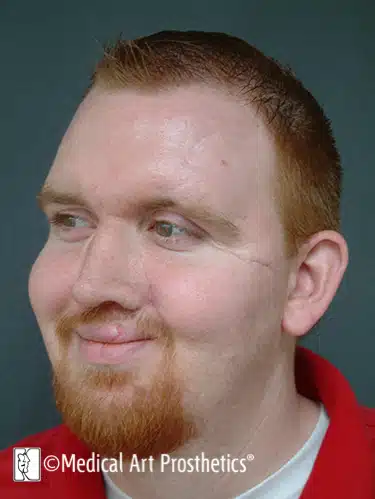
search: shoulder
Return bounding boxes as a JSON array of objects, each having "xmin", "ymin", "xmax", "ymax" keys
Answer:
[
  {"xmin": 360, "ymin": 405, "xmax": 375, "ymax": 470},
  {"xmin": 1, "ymin": 425, "xmax": 65, "ymax": 460},
  {"xmin": 361, "ymin": 406, "xmax": 375, "ymax": 446},
  {"xmin": 0, "ymin": 425, "xmax": 93, "ymax": 498},
  {"xmin": 0, "ymin": 424, "xmax": 87, "ymax": 460}
]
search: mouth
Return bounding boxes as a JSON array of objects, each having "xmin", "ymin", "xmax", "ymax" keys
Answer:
[{"xmin": 77, "ymin": 336, "xmax": 154, "ymax": 365}]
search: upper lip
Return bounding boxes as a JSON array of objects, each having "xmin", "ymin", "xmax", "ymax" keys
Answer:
[{"xmin": 76, "ymin": 324, "xmax": 151, "ymax": 344}]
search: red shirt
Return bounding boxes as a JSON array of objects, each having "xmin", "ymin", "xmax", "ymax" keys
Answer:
[{"xmin": 1, "ymin": 346, "xmax": 375, "ymax": 498}]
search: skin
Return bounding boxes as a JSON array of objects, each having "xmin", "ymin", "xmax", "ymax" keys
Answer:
[{"xmin": 28, "ymin": 84, "xmax": 348, "ymax": 498}]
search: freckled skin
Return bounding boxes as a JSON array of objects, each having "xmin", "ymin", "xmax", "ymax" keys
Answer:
[{"xmin": 28, "ymin": 85, "xmax": 334, "ymax": 497}]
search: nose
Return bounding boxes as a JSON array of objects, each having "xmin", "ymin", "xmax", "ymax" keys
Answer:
[{"xmin": 71, "ymin": 222, "xmax": 149, "ymax": 311}]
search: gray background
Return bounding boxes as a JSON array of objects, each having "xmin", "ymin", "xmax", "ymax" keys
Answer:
[{"xmin": 1, "ymin": 0, "xmax": 374, "ymax": 450}]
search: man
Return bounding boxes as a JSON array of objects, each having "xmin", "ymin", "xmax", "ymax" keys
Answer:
[{"xmin": 1, "ymin": 30, "xmax": 374, "ymax": 498}]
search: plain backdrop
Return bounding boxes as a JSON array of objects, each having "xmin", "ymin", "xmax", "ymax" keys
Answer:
[{"xmin": 1, "ymin": 0, "xmax": 374, "ymax": 449}]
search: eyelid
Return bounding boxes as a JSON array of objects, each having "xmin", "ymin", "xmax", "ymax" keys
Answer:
[
  {"xmin": 44, "ymin": 205, "xmax": 90, "ymax": 218},
  {"xmin": 46, "ymin": 207, "xmax": 95, "ymax": 222}
]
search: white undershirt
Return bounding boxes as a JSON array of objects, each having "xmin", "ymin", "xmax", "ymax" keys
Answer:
[{"xmin": 103, "ymin": 404, "xmax": 329, "ymax": 499}]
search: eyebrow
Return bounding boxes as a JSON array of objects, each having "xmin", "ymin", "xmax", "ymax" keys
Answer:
[{"xmin": 36, "ymin": 185, "xmax": 243, "ymax": 243}]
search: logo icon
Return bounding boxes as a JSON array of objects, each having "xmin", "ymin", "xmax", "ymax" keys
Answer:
[{"xmin": 13, "ymin": 448, "xmax": 41, "ymax": 482}]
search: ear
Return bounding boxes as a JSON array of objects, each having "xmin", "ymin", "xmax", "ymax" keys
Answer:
[{"xmin": 282, "ymin": 230, "xmax": 348, "ymax": 337}]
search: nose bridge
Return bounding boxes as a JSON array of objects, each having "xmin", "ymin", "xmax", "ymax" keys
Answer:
[{"xmin": 72, "ymin": 221, "xmax": 146, "ymax": 306}]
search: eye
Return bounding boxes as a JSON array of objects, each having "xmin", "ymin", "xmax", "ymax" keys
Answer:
[
  {"xmin": 154, "ymin": 221, "xmax": 188, "ymax": 239},
  {"xmin": 149, "ymin": 220, "xmax": 204, "ymax": 250},
  {"xmin": 47, "ymin": 213, "xmax": 93, "ymax": 242},
  {"xmin": 153, "ymin": 221, "xmax": 189, "ymax": 239},
  {"xmin": 48, "ymin": 213, "xmax": 89, "ymax": 229}
]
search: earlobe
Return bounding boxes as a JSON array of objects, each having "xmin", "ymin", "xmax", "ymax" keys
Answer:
[{"xmin": 282, "ymin": 230, "xmax": 348, "ymax": 338}]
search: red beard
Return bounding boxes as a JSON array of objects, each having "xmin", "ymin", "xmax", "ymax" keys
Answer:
[{"xmin": 52, "ymin": 304, "xmax": 197, "ymax": 459}]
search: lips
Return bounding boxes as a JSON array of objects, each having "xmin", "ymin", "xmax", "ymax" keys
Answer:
[
  {"xmin": 75, "ymin": 323, "xmax": 154, "ymax": 364},
  {"xmin": 76, "ymin": 323, "xmax": 150, "ymax": 344}
]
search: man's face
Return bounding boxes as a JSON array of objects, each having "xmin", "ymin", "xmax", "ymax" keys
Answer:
[{"xmin": 29, "ymin": 85, "xmax": 290, "ymax": 457}]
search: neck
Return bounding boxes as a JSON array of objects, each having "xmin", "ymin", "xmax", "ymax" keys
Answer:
[{"xmin": 107, "ymin": 352, "xmax": 320, "ymax": 499}]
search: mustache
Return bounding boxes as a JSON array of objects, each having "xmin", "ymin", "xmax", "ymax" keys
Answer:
[{"xmin": 55, "ymin": 303, "xmax": 173, "ymax": 346}]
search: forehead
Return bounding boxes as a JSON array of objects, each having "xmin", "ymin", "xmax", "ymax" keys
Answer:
[{"xmin": 46, "ymin": 85, "xmax": 278, "ymax": 226}]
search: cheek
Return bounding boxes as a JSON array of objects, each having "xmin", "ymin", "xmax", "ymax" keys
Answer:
[
  {"xmin": 147, "ymin": 256, "xmax": 286, "ymax": 411},
  {"xmin": 29, "ymin": 246, "xmax": 75, "ymax": 323},
  {"xmin": 148, "ymin": 256, "xmax": 282, "ymax": 350}
]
